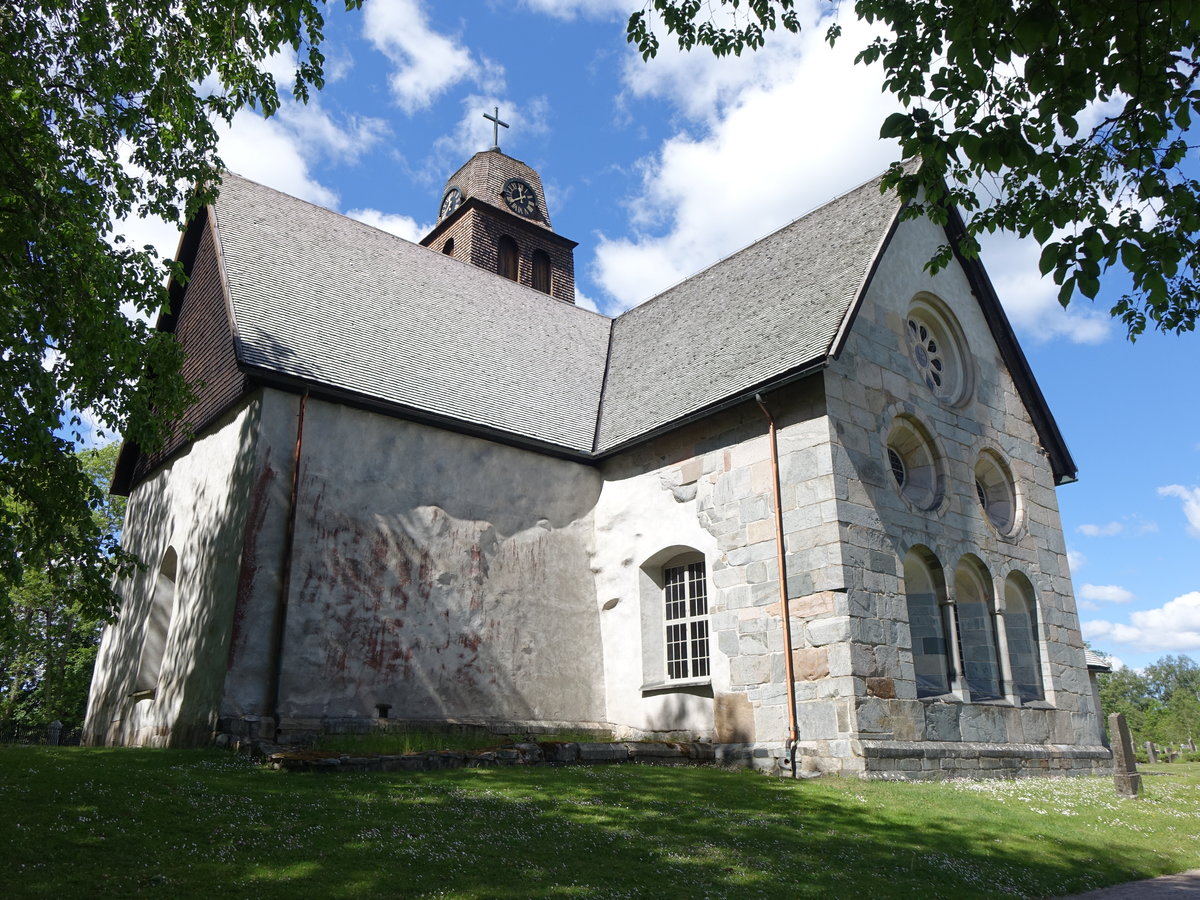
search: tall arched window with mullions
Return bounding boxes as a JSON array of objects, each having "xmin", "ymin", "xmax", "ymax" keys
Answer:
[
  {"xmin": 1004, "ymin": 572, "xmax": 1045, "ymax": 703},
  {"xmin": 903, "ymin": 547, "xmax": 951, "ymax": 697},
  {"xmin": 954, "ymin": 556, "xmax": 1003, "ymax": 701},
  {"xmin": 663, "ymin": 556, "xmax": 709, "ymax": 681}
]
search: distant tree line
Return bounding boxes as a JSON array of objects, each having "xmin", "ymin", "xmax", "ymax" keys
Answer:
[
  {"xmin": 0, "ymin": 443, "xmax": 124, "ymax": 729},
  {"xmin": 1098, "ymin": 654, "xmax": 1200, "ymax": 750}
]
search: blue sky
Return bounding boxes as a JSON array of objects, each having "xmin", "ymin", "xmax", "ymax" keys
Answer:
[{"xmin": 119, "ymin": 0, "xmax": 1199, "ymax": 670}]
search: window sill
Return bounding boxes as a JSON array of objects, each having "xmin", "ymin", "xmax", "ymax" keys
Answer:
[{"xmin": 641, "ymin": 677, "xmax": 712, "ymax": 695}]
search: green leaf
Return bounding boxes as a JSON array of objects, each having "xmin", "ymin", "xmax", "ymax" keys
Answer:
[
  {"xmin": 879, "ymin": 112, "xmax": 911, "ymax": 139},
  {"xmin": 1120, "ymin": 242, "xmax": 1144, "ymax": 272},
  {"xmin": 1038, "ymin": 241, "xmax": 1060, "ymax": 276}
]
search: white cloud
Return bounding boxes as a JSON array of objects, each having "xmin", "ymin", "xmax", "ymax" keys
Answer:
[
  {"xmin": 112, "ymin": 95, "xmax": 381, "ymax": 303},
  {"xmin": 1078, "ymin": 521, "xmax": 1124, "ymax": 537},
  {"xmin": 594, "ymin": 8, "xmax": 899, "ymax": 310},
  {"xmin": 345, "ymin": 208, "xmax": 430, "ymax": 243},
  {"xmin": 1066, "ymin": 547, "xmax": 1086, "ymax": 574},
  {"xmin": 519, "ymin": 0, "xmax": 628, "ymax": 18},
  {"xmin": 363, "ymin": 0, "xmax": 495, "ymax": 113},
  {"xmin": 276, "ymin": 101, "xmax": 390, "ymax": 165},
  {"xmin": 573, "ymin": 289, "xmax": 601, "ymax": 314},
  {"xmin": 260, "ymin": 48, "xmax": 301, "ymax": 94},
  {"xmin": 1083, "ymin": 591, "xmax": 1200, "ymax": 652},
  {"xmin": 217, "ymin": 112, "xmax": 337, "ymax": 207},
  {"xmin": 1159, "ymin": 484, "xmax": 1200, "ymax": 538},
  {"xmin": 1079, "ymin": 584, "xmax": 1135, "ymax": 604},
  {"xmin": 113, "ymin": 213, "xmax": 186, "ymax": 272},
  {"xmin": 975, "ymin": 229, "xmax": 1114, "ymax": 345},
  {"xmin": 426, "ymin": 95, "xmax": 549, "ymax": 184}
]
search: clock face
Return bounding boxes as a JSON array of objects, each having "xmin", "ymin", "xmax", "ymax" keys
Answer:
[
  {"xmin": 501, "ymin": 178, "xmax": 538, "ymax": 218},
  {"xmin": 439, "ymin": 187, "xmax": 462, "ymax": 220}
]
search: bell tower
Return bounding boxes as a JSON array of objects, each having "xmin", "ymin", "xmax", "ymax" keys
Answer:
[{"xmin": 420, "ymin": 110, "xmax": 577, "ymax": 304}]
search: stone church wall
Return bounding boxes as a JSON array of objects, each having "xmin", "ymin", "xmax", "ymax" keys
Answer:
[
  {"xmin": 818, "ymin": 213, "xmax": 1108, "ymax": 776},
  {"xmin": 249, "ymin": 389, "xmax": 608, "ymax": 734},
  {"xmin": 594, "ymin": 378, "xmax": 849, "ymax": 766},
  {"xmin": 84, "ymin": 397, "xmax": 262, "ymax": 747}
]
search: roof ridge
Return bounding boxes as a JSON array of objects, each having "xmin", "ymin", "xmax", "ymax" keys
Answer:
[{"xmin": 611, "ymin": 169, "xmax": 899, "ymax": 321}]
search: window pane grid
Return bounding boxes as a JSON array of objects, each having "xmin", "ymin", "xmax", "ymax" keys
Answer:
[
  {"xmin": 664, "ymin": 561, "xmax": 710, "ymax": 682},
  {"xmin": 666, "ymin": 622, "xmax": 689, "ymax": 679}
]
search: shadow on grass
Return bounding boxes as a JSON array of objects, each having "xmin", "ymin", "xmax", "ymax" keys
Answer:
[{"xmin": 3, "ymin": 748, "xmax": 1198, "ymax": 899}]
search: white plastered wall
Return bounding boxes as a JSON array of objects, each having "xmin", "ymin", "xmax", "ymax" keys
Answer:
[{"xmin": 84, "ymin": 397, "xmax": 261, "ymax": 746}]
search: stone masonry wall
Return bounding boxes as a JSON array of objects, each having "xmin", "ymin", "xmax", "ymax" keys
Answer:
[
  {"xmin": 819, "ymin": 212, "xmax": 1107, "ymax": 776},
  {"xmin": 595, "ymin": 378, "xmax": 852, "ymax": 770}
]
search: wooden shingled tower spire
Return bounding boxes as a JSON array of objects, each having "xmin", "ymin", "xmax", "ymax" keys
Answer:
[{"xmin": 421, "ymin": 115, "xmax": 577, "ymax": 304}]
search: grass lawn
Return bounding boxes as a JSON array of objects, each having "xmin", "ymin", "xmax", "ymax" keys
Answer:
[{"xmin": 2, "ymin": 749, "xmax": 1198, "ymax": 899}]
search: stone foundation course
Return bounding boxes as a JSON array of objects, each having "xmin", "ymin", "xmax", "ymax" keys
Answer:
[{"xmin": 264, "ymin": 740, "xmax": 721, "ymax": 773}]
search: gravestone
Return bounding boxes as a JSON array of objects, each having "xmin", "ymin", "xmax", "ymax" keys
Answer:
[
  {"xmin": 1144, "ymin": 741, "xmax": 1158, "ymax": 764},
  {"xmin": 1108, "ymin": 713, "xmax": 1141, "ymax": 798},
  {"xmin": 1188, "ymin": 738, "xmax": 1196, "ymax": 752}
]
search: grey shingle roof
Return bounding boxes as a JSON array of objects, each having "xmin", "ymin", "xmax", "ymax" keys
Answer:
[
  {"xmin": 595, "ymin": 173, "xmax": 901, "ymax": 452},
  {"xmin": 204, "ymin": 168, "xmax": 1068, "ymax": 478},
  {"xmin": 211, "ymin": 174, "xmax": 611, "ymax": 453}
]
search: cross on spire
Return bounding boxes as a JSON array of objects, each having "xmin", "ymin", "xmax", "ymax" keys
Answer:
[{"xmin": 483, "ymin": 106, "xmax": 509, "ymax": 151}]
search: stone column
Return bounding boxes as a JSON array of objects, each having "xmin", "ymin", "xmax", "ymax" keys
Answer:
[
  {"xmin": 1144, "ymin": 742, "xmax": 1158, "ymax": 764},
  {"xmin": 941, "ymin": 599, "xmax": 968, "ymax": 700},
  {"xmin": 992, "ymin": 591, "xmax": 1017, "ymax": 705},
  {"xmin": 1109, "ymin": 713, "xmax": 1141, "ymax": 798}
]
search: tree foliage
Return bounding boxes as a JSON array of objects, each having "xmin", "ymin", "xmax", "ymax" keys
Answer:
[
  {"xmin": 1098, "ymin": 654, "xmax": 1200, "ymax": 747},
  {"xmin": 0, "ymin": 1, "xmax": 359, "ymax": 620},
  {"xmin": 627, "ymin": 0, "xmax": 1200, "ymax": 338},
  {"xmin": 0, "ymin": 444, "xmax": 125, "ymax": 726}
]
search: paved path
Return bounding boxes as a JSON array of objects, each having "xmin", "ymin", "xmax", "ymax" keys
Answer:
[{"xmin": 1058, "ymin": 870, "xmax": 1200, "ymax": 898}]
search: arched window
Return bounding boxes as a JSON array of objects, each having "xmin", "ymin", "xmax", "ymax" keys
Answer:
[
  {"xmin": 134, "ymin": 548, "xmax": 178, "ymax": 695},
  {"xmin": 442, "ymin": 237, "xmax": 455, "ymax": 256},
  {"xmin": 664, "ymin": 556, "xmax": 709, "ymax": 681},
  {"xmin": 532, "ymin": 249, "xmax": 551, "ymax": 294},
  {"xmin": 903, "ymin": 548, "xmax": 951, "ymax": 697},
  {"xmin": 1004, "ymin": 572, "xmax": 1044, "ymax": 702},
  {"xmin": 497, "ymin": 235, "xmax": 519, "ymax": 281},
  {"xmin": 954, "ymin": 557, "xmax": 1003, "ymax": 701}
]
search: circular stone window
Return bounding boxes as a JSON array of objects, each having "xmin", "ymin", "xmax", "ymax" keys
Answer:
[
  {"xmin": 885, "ymin": 416, "xmax": 945, "ymax": 510},
  {"xmin": 905, "ymin": 296, "xmax": 972, "ymax": 406},
  {"xmin": 974, "ymin": 450, "xmax": 1018, "ymax": 534}
]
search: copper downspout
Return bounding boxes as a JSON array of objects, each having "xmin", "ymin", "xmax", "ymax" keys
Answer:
[
  {"xmin": 269, "ymin": 390, "xmax": 308, "ymax": 736},
  {"xmin": 756, "ymin": 393, "xmax": 799, "ymax": 777}
]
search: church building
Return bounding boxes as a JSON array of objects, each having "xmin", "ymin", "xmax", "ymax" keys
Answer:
[{"xmin": 84, "ymin": 136, "xmax": 1111, "ymax": 777}]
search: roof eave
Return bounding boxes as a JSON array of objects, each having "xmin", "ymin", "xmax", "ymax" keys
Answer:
[
  {"xmin": 112, "ymin": 205, "xmax": 213, "ymax": 496},
  {"xmin": 419, "ymin": 196, "xmax": 576, "ymax": 248},
  {"xmin": 593, "ymin": 357, "xmax": 829, "ymax": 459},
  {"xmin": 242, "ymin": 365, "xmax": 597, "ymax": 463},
  {"xmin": 941, "ymin": 204, "xmax": 1079, "ymax": 485}
]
